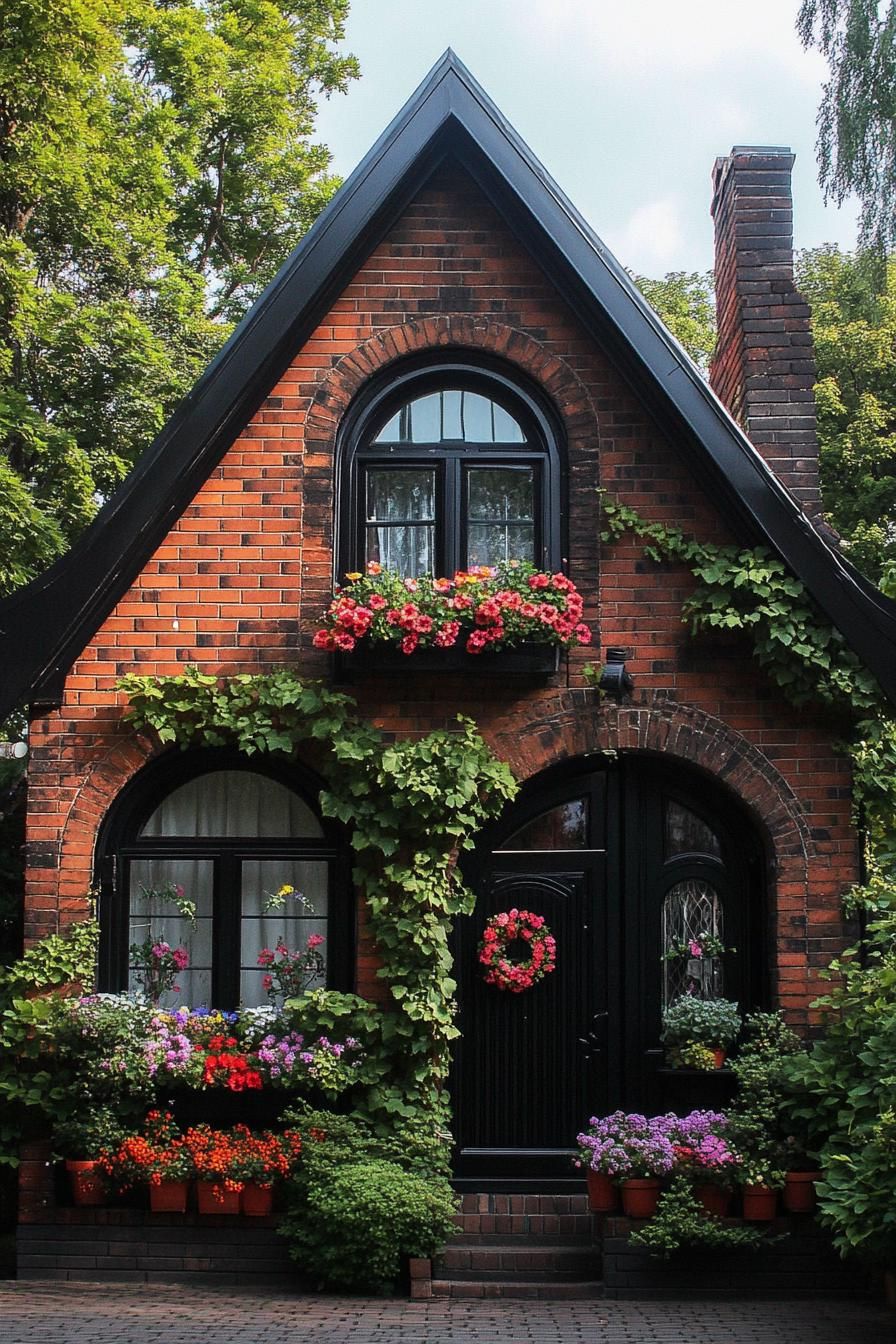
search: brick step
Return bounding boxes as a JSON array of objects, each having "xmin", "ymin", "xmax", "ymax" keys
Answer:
[
  {"xmin": 430, "ymin": 1278, "xmax": 605, "ymax": 1300},
  {"xmin": 447, "ymin": 1231, "xmax": 597, "ymax": 1247},
  {"xmin": 453, "ymin": 1212, "xmax": 594, "ymax": 1239},
  {"xmin": 435, "ymin": 1243, "xmax": 599, "ymax": 1282}
]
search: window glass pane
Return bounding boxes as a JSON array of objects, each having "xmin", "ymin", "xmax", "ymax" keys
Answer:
[
  {"xmin": 240, "ymin": 859, "xmax": 329, "ymax": 1008},
  {"xmin": 372, "ymin": 391, "xmax": 525, "ymax": 444},
  {"xmin": 467, "ymin": 467, "xmax": 535, "ymax": 567},
  {"xmin": 499, "ymin": 799, "xmax": 589, "ymax": 850},
  {"xmin": 366, "ymin": 470, "xmax": 435, "ymax": 521},
  {"xmin": 140, "ymin": 771, "xmax": 322, "ymax": 839},
  {"xmin": 365, "ymin": 468, "xmax": 436, "ymax": 577},
  {"xmin": 128, "ymin": 858, "xmax": 214, "ymax": 1009},
  {"xmin": 664, "ymin": 800, "xmax": 721, "ymax": 858},
  {"xmin": 662, "ymin": 879, "xmax": 724, "ymax": 1004}
]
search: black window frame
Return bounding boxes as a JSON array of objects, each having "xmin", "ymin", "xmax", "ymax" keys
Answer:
[
  {"xmin": 338, "ymin": 357, "xmax": 564, "ymax": 580},
  {"xmin": 94, "ymin": 749, "xmax": 352, "ymax": 1010}
]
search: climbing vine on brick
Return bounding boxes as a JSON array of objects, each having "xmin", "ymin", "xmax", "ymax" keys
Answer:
[
  {"xmin": 599, "ymin": 496, "xmax": 896, "ymax": 911},
  {"xmin": 118, "ymin": 669, "xmax": 518, "ymax": 1119}
]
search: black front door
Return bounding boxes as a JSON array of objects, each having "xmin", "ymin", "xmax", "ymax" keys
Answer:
[{"xmin": 451, "ymin": 757, "xmax": 762, "ymax": 1188}]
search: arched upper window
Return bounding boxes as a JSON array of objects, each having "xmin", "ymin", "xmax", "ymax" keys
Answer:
[
  {"xmin": 340, "ymin": 360, "xmax": 563, "ymax": 579},
  {"xmin": 96, "ymin": 753, "xmax": 349, "ymax": 1010}
]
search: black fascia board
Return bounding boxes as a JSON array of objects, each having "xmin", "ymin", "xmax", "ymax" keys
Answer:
[{"xmin": 2, "ymin": 49, "xmax": 896, "ymax": 719}]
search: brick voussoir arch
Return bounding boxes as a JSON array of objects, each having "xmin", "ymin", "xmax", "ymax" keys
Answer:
[
  {"xmin": 304, "ymin": 314, "xmax": 599, "ymax": 451},
  {"xmin": 487, "ymin": 689, "xmax": 813, "ymax": 881}
]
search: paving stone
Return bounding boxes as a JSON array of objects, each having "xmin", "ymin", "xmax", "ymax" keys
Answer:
[{"xmin": 0, "ymin": 1282, "xmax": 893, "ymax": 1344}]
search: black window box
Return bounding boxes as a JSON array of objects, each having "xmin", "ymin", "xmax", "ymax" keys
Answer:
[{"xmin": 334, "ymin": 642, "xmax": 561, "ymax": 681}]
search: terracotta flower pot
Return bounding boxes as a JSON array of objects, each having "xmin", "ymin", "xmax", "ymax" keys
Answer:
[
  {"xmin": 586, "ymin": 1169, "xmax": 618, "ymax": 1213},
  {"xmin": 711, "ymin": 1048, "xmax": 727, "ymax": 1069},
  {"xmin": 620, "ymin": 1178, "xmax": 661, "ymax": 1219},
  {"xmin": 149, "ymin": 1179, "xmax": 190, "ymax": 1214},
  {"xmin": 783, "ymin": 1170, "xmax": 820, "ymax": 1213},
  {"xmin": 694, "ymin": 1183, "xmax": 731, "ymax": 1217},
  {"xmin": 66, "ymin": 1159, "xmax": 105, "ymax": 1207},
  {"xmin": 241, "ymin": 1182, "xmax": 274, "ymax": 1217},
  {"xmin": 197, "ymin": 1180, "xmax": 240, "ymax": 1215},
  {"xmin": 742, "ymin": 1184, "xmax": 778, "ymax": 1220}
]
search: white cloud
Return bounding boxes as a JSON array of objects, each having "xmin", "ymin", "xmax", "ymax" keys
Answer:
[{"xmin": 608, "ymin": 197, "xmax": 688, "ymax": 273}]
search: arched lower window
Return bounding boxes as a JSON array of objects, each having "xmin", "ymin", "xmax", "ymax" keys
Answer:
[
  {"xmin": 96, "ymin": 754, "xmax": 349, "ymax": 1010},
  {"xmin": 340, "ymin": 360, "xmax": 562, "ymax": 579}
]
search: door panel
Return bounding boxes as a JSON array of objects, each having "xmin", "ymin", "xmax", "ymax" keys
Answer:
[{"xmin": 453, "ymin": 853, "xmax": 606, "ymax": 1184}]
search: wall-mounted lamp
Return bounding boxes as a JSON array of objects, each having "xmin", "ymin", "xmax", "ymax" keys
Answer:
[{"xmin": 598, "ymin": 647, "xmax": 634, "ymax": 699}]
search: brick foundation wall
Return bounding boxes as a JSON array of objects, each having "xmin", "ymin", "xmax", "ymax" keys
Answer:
[{"xmin": 23, "ymin": 161, "xmax": 859, "ymax": 1027}]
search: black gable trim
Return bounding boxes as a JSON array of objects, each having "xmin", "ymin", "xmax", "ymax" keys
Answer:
[{"xmin": 2, "ymin": 49, "xmax": 896, "ymax": 718}]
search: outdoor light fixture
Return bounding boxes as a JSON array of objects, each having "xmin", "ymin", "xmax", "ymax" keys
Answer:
[{"xmin": 598, "ymin": 647, "xmax": 634, "ymax": 699}]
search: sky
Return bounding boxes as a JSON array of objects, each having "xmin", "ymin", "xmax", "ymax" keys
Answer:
[{"xmin": 315, "ymin": 0, "xmax": 859, "ymax": 278}]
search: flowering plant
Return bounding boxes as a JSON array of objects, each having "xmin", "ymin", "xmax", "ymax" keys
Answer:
[
  {"xmin": 258, "ymin": 936, "xmax": 325, "ymax": 1004},
  {"xmin": 574, "ymin": 1111, "xmax": 677, "ymax": 1179},
  {"xmin": 312, "ymin": 561, "xmax": 591, "ymax": 656},
  {"xmin": 99, "ymin": 1110, "xmax": 194, "ymax": 1189},
  {"xmin": 129, "ymin": 937, "xmax": 189, "ymax": 1004},
  {"xmin": 227, "ymin": 1124, "xmax": 303, "ymax": 1187},
  {"xmin": 478, "ymin": 909, "xmax": 556, "ymax": 992},
  {"xmin": 670, "ymin": 1133, "xmax": 742, "ymax": 1188},
  {"xmin": 663, "ymin": 932, "xmax": 730, "ymax": 962}
]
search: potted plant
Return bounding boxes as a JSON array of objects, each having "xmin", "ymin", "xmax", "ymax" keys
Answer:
[
  {"xmin": 739, "ymin": 1163, "xmax": 784, "ymax": 1220},
  {"xmin": 575, "ymin": 1111, "xmax": 675, "ymax": 1218},
  {"xmin": 229, "ymin": 1125, "xmax": 303, "ymax": 1216},
  {"xmin": 54, "ymin": 1107, "xmax": 128, "ymax": 1206},
  {"xmin": 668, "ymin": 1117, "xmax": 741, "ymax": 1218},
  {"xmin": 100, "ymin": 1110, "xmax": 195, "ymax": 1213},
  {"xmin": 183, "ymin": 1124, "xmax": 245, "ymax": 1214},
  {"xmin": 661, "ymin": 996, "xmax": 742, "ymax": 1069}
]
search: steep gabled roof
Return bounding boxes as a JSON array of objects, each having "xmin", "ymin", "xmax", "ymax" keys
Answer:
[{"xmin": 2, "ymin": 49, "xmax": 896, "ymax": 718}]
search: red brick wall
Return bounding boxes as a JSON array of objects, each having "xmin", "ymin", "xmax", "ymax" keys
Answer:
[{"xmin": 24, "ymin": 164, "xmax": 858, "ymax": 1026}]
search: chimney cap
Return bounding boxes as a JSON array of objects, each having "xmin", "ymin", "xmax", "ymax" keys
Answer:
[{"xmin": 728, "ymin": 145, "xmax": 792, "ymax": 156}]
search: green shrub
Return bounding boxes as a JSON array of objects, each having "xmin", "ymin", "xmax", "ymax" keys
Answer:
[
  {"xmin": 629, "ymin": 1175, "xmax": 769, "ymax": 1259},
  {"xmin": 661, "ymin": 995, "xmax": 742, "ymax": 1050},
  {"xmin": 279, "ymin": 1158, "xmax": 457, "ymax": 1293}
]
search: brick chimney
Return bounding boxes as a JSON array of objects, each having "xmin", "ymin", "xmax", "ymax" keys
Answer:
[{"xmin": 710, "ymin": 147, "xmax": 822, "ymax": 517}]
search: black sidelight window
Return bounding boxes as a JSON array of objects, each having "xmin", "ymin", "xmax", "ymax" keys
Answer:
[{"xmin": 342, "ymin": 362, "xmax": 562, "ymax": 579}]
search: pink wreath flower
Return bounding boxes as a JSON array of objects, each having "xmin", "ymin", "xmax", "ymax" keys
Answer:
[{"xmin": 478, "ymin": 909, "xmax": 557, "ymax": 993}]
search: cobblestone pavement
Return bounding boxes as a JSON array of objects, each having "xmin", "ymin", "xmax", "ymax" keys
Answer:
[{"xmin": 0, "ymin": 1283, "xmax": 893, "ymax": 1344}]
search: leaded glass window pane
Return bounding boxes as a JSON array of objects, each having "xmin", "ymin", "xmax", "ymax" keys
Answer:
[
  {"xmin": 664, "ymin": 800, "xmax": 721, "ymax": 859},
  {"xmin": 466, "ymin": 467, "xmax": 535, "ymax": 567},
  {"xmin": 499, "ymin": 799, "xmax": 589, "ymax": 850},
  {"xmin": 365, "ymin": 468, "xmax": 436, "ymax": 577},
  {"xmin": 662, "ymin": 879, "xmax": 724, "ymax": 1004}
]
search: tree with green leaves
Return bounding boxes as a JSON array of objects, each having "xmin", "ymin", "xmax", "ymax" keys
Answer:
[
  {"xmin": 631, "ymin": 271, "xmax": 716, "ymax": 372},
  {"xmin": 0, "ymin": 0, "xmax": 358, "ymax": 597},
  {"xmin": 797, "ymin": 1, "xmax": 896, "ymax": 261},
  {"xmin": 796, "ymin": 246, "xmax": 896, "ymax": 582}
]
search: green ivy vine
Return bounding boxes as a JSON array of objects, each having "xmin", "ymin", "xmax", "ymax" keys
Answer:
[
  {"xmin": 119, "ymin": 669, "xmax": 518, "ymax": 1120},
  {"xmin": 599, "ymin": 495, "xmax": 896, "ymax": 912}
]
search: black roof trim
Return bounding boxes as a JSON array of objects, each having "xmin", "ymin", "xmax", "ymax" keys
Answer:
[{"xmin": 2, "ymin": 49, "xmax": 896, "ymax": 717}]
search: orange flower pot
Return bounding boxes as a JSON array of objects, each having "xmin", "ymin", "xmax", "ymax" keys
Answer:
[
  {"xmin": 711, "ymin": 1048, "xmax": 727, "ymax": 1069},
  {"xmin": 197, "ymin": 1181, "xmax": 240, "ymax": 1215},
  {"xmin": 783, "ymin": 1171, "xmax": 819, "ymax": 1213},
  {"xmin": 241, "ymin": 1182, "xmax": 274, "ymax": 1217},
  {"xmin": 694, "ymin": 1184, "xmax": 731, "ymax": 1217},
  {"xmin": 586, "ymin": 1169, "xmax": 618, "ymax": 1213},
  {"xmin": 620, "ymin": 1178, "xmax": 661, "ymax": 1219},
  {"xmin": 742, "ymin": 1184, "xmax": 778, "ymax": 1220},
  {"xmin": 66, "ymin": 1160, "xmax": 105, "ymax": 1207},
  {"xmin": 149, "ymin": 1179, "xmax": 190, "ymax": 1214}
]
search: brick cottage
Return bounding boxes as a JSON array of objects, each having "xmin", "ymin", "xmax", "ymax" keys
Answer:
[{"xmin": 2, "ymin": 54, "xmax": 895, "ymax": 1288}]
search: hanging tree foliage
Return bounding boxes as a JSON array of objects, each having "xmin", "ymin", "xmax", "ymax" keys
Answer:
[{"xmin": 0, "ymin": 0, "xmax": 358, "ymax": 596}]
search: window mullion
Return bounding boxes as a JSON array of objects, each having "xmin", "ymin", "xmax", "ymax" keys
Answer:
[{"xmin": 214, "ymin": 852, "xmax": 240, "ymax": 1009}]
